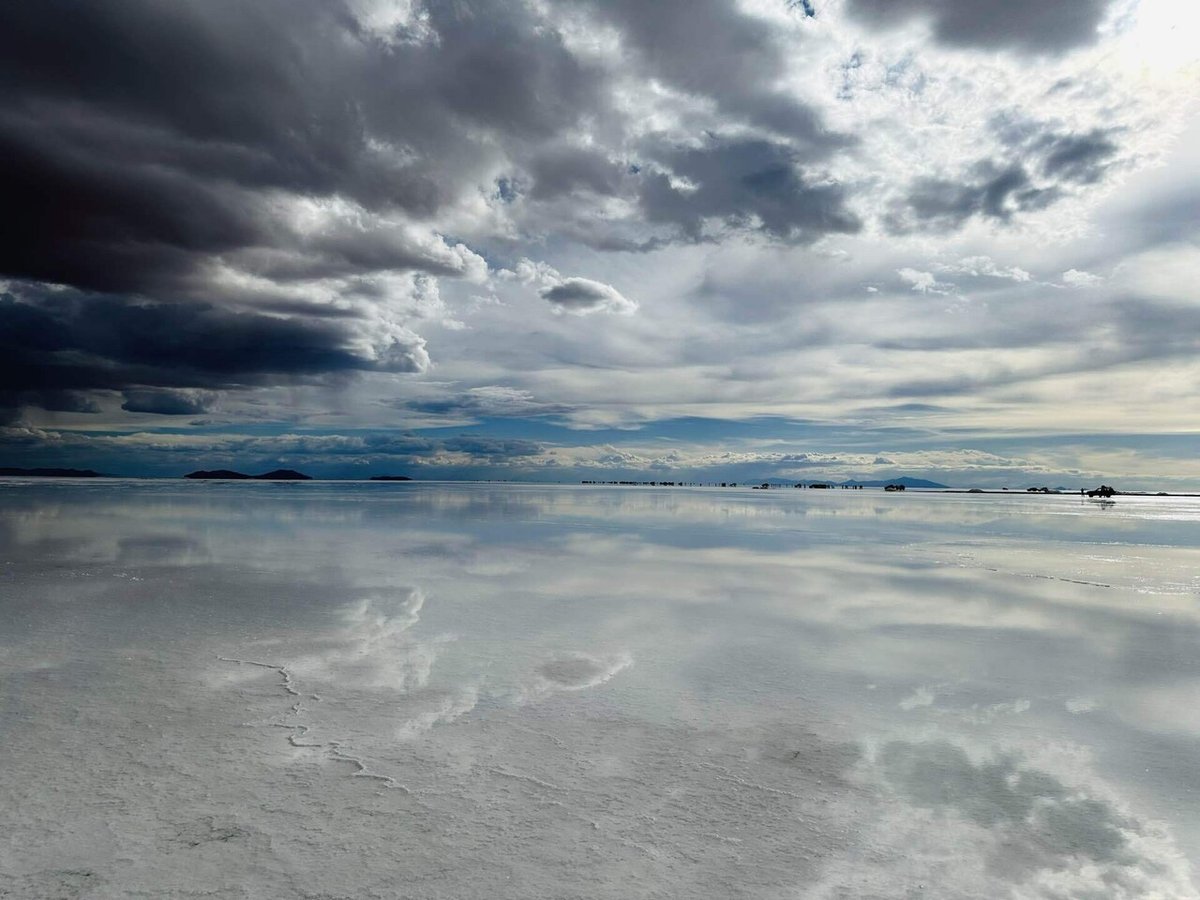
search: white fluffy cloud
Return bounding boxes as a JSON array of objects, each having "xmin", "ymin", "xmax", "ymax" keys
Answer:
[
  {"xmin": 897, "ymin": 268, "xmax": 953, "ymax": 294},
  {"xmin": 1062, "ymin": 268, "xmax": 1104, "ymax": 287}
]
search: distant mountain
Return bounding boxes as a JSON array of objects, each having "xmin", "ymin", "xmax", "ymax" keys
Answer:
[
  {"xmin": 185, "ymin": 469, "xmax": 312, "ymax": 480},
  {"xmin": 0, "ymin": 467, "xmax": 105, "ymax": 477},
  {"xmin": 837, "ymin": 477, "xmax": 950, "ymax": 489},
  {"xmin": 369, "ymin": 475, "xmax": 412, "ymax": 481}
]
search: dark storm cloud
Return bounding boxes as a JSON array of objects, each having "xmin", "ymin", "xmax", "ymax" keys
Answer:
[
  {"xmin": 844, "ymin": 0, "xmax": 1113, "ymax": 54},
  {"xmin": 121, "ymin": 389, "xmax": 216, "ymax": 416},
  {"xmin": 0, "ymin": 0, "xmax": 872, "ymax": 419},
  {"xmin": 0, "ymin": 0, "xmax": 609, "ymax": 297},
  {"xmin": 526, "ymin": 146, "xmax": 628, "ymax": 201},
  {"xmin": 0, "ymin": 0, "xmax": 620, "ymax": 414},
  {"xmin": 502, "ymin": 2, "xmax": 861, "ymax": 248},
  {"xmin": 8, "ymin": 391, "xmax": 101, "ymax": 415},
  {"xmin": 0, "ymin": 287, "xmax": 426, "ymax": 417},
  {"xmin": 637, "ymin": 137, "xmax": 861, "ymax": 242},
  {"xmin": 571, "ymin": 0, "xmax": 847, "ymax": 150}
]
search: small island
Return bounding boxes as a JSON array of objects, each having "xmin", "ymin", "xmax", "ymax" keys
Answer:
[
  {"xmin": 369, "ymin": 475, "xmax": 413, "ymax": 481},
  {"xmin": 184, "ymin": 469, "xmax": 312, "ymax": 480}
]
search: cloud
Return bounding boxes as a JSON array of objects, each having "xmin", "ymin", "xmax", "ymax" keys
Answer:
[
  {"xmin": 0, "ymin": 0, "xmax": 1194, "ymax": 483},
  {"xmin": 0, "ymin": 0, "xmax": 612, "ymax": 416},
  {"xmin": 403, "ymin": 386, "xmax": 573, "ymax": 420},
  {"xmin": 992, "ymin": 116, "xmax": 1124, "ymax": 186},
  {"xmin": 888, "ymin": 119, "xmax": 1125, "ymax": 234},
  {"xmin": 524, "ymin": 145, "xmax": 628, "ymax": 202},
  {"xmin": 888, "ymin": 162, "xmax": 1060, "ymax": 233},
  {"xmin": 1063, "ymin": 268, "xmax": 1104, "ymax": 287},
  {"xmin": 1, "ymin": 390, "xmax": 99, "ymax": 416},
  {"xmin": 938, "ymin": 256, "xmax": 1032, "ymax": 282},
  {"xmin": 843, "ymin": 0, "xmax": 1115, "ymax": 54},
  {"xmin": 572, "ymin": 0, "xmax": 846, "ymax": 149},
  {"xmin": 0, "ymin": 286, "xmax": 430, "ymax": 418},
  {"xmin": 499, "ymin": 258, "xmax": 637, "ymax": 316},
  {"xmin": 121, "ymin": 389, "xmax": 217, "ymax": 416},
  {"xmin": 1038, "ymin": 129, "xmax": 1121, "ymax": 184},
  {"xmin": 636, "ymin": 137, "xmax": 861, "ymax": 243},
  {"xmin": 0, "ymin": 0, "xmax": 606, "ymax": 292},
  {"xmin": 541, "ymin": 278, "xmax": 637, "ymax": 316},
  {"xmin": 897, "ymin": 268, "xmax": 953, "ymax": 294},
  {"xmin": 438, "ymin": 435, "xmax": 544, "ymax": 461}
]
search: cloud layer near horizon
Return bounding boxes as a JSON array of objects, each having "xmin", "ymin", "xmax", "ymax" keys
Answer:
[{"xmin": 1, "ymin": 0, "xmax": 1198, "ymax": 483}]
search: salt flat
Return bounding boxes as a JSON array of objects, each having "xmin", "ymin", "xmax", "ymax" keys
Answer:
[{"xmin": 1, "ymin": 481, "xmax": 1198, "ymax": 898}]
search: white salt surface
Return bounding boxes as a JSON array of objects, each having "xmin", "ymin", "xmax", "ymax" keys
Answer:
[{"xmin": 1, "ymin": 481, "xmax": 1198, "ymax": 897}]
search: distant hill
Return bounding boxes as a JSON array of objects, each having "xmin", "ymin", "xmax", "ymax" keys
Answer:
[
  {"xmin": 185, "ymin": 469, "xmax": 312, "ymax": 480},
  {"xmin": 0, "ymin": 467, "xmax": 105, "ymax": 477},
  {"xmin": 369, "ymin": 475, "xmax": 412, "ymax": 481},
  {"xmin": 754, "ymin": 476, "xmax": 950, "ymax": 489},
  {"xmin": 837, "ymin": 477, "xmax": 950, "ymax": 489}
]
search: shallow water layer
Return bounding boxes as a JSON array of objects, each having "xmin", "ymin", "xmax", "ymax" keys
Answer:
[{"xmin": 1, "ymin": 481, "xmax": 1198, "ymax": 898}]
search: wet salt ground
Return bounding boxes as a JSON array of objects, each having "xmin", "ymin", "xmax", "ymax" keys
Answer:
[{"xmin": 1, "ymin": 482, "xmax": 1199, "ymax": 898}]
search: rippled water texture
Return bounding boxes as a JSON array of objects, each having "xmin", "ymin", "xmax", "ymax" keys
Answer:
[{"xmin": 2, "ymin": 481, "xmax": 1198, "ymax": 898}]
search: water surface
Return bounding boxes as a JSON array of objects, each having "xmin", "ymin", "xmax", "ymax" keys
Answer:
[{"xmin": 2, "ymin": 481, "xmax": 1197, "ymax": 898}]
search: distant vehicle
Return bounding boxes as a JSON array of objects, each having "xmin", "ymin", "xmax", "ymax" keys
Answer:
[{"xmin": 884, "ymin": 484, "xmax": 906, "ymax": 492}]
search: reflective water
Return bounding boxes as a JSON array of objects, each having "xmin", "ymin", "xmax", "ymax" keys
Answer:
[{"xmin": 1, "ymin": 481, "xmax": 1198, "ymax": 898}]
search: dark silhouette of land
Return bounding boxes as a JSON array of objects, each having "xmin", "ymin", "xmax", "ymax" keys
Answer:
[
  {"xmin": 839, "ymin": 477, "xmax": 947, "ymax": 489},
  {"xmin": 185, "ymin": 469, "xmax": 311, "ymax": 480},
  {"xmin": 369, "ymin": 475, "xmax": 413, "ymax": 481},
  {"xmin": 0, "ymin": 467, "xmax": 105, "ymax": 477}
]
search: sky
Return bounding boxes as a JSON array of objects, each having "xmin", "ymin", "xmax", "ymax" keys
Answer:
[{"xmin": 1, "ymin": 0, "xmax": 1198, "ymax": 486}]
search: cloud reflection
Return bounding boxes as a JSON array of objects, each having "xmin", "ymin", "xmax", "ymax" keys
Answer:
[{"xmin": 2, "ymin": 482, "xmax": 1198, "ymax": 896}]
